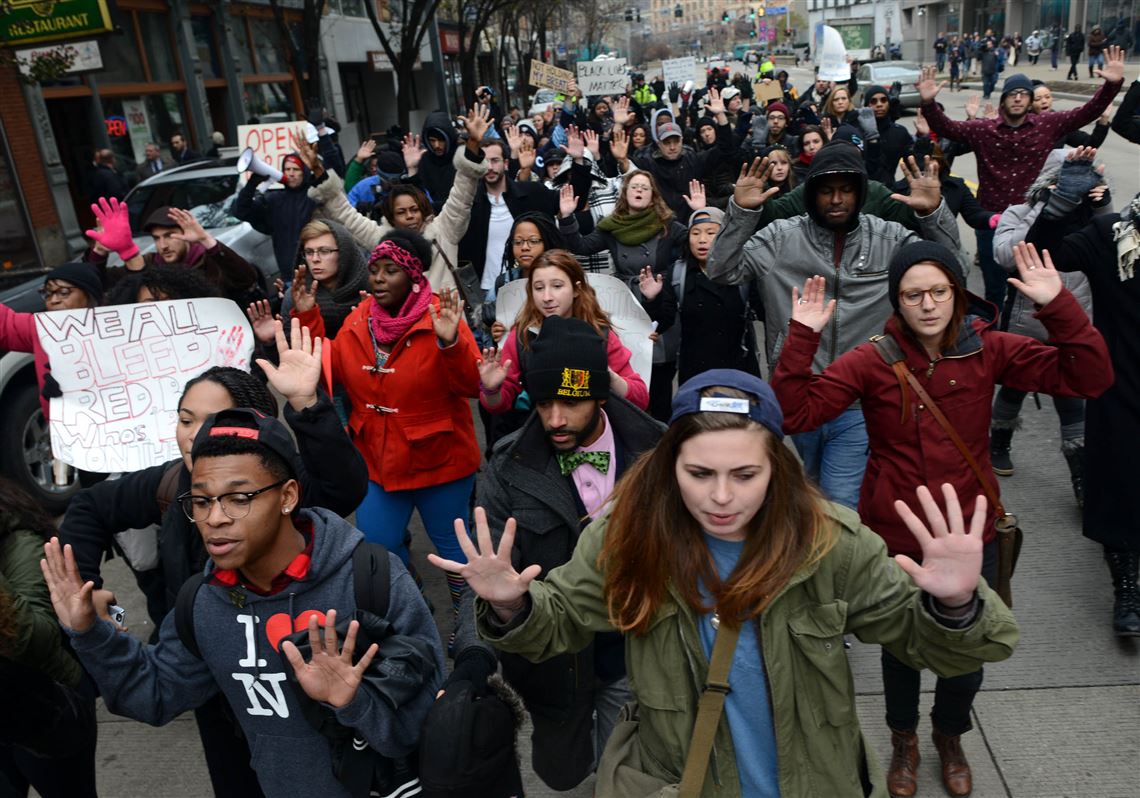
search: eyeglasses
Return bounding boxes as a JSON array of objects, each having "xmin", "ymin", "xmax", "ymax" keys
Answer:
[
  {"xmin": 178, "ymin": 480, "xmax": 287, "ymax": 522},
  {"xmin": 39, "ymin": 286, "xmax": 74, "ymax": 301},
  {"xmin": 512, "ymin": 237, "xmax": 543, "ymax": 248},
  {"xmin": 899, "ymin": 284, "xmax": 955, "ymax": 307},
  {"xmin": 303, "ymin": 247, "xmax": 339, "ymax": 259},
  {"xmin": 1005, "ymin": 89, "xmax": 1031, "ymax": 99}
]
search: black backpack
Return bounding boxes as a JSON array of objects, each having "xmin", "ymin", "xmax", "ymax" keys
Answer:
[{"xmin": 174, "ymin": 541, "xmax": 422, "ymax": 798}]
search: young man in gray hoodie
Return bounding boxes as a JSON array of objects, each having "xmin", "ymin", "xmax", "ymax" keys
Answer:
[{"xmin": 41, "ymin": 409, "xmax": 444, "ymax": 798}]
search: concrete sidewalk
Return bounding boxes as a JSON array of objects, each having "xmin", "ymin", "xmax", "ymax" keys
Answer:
[{"xmin": 931, "ymin": 56, "xmax": 1136, "ymax": 102}]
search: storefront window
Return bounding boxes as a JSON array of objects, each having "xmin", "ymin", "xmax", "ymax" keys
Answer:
[
  {"xmin": 139, "ymin": 13, "xmax": 180, "ymax": 82},
  {"xmin": 244, "ymin": 82, "xmax": 294, "ymax": 118},
  {"xmin": 249, "ymin": 18, "xmax": 289, "ymax": 73},
  {"xmin": 0, "ymin": 129, "xmax": 38, "ymax": 271},
  {"xmin": 231, "ymin": 17, "xmax": 256, "ymax": 73},
  {"xmin": 98, "ymin": 20, "xmax": 146, "ymax": 84},
  {"xmin": 191, "ymin": 16, "xmax": 221, "ymax": 79},
  {"xmin": 101, "ymin": 94, "xmax": 187, "ymax": 170}
]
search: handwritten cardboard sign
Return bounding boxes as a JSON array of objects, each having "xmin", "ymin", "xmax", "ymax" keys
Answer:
[
  {"xmin": 754, "ymin": 80, "xmax": 785, "ymax": 103},
  {"xmin": 236, "ymin": 122, "xmax": 305, "ymax": 173},
  {"xmin": 36, "ymin": 299, "xmax": 255, "ymax": 472},
  {"xmin": 530, "ymin": 61, "xmax": 574, "ymax": 93},
  {"xmin": 576, "ymin": 58, "xmax": 628, "ymax": 96},
  {"xmin": 495, "ymin": 274, "xmax": 654, "ymax": 389},
  {"xmin": 662, "ymin": 56, "xmax": 696, "ymax": 89}
]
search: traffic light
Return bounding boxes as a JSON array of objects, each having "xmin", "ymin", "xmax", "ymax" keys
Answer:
[
  {"xmin": 757, "ymin": 6, "xmax": 765, "ymax": 16},
  {"xmin": 635, "ymin": 8, "xmax": 640, "ymax": 21},
  {"xmin": 721, "ymin": 10, "xmax": 729, "ymax": 23},
  {"xmin": 674, "ymin": 4, "xmax": 683, "ymax": 17},
  {"xmin": 748, "ymin": 8, "xmax": 756, "ymax": 19},
  {"xmin": 749, "ymin": 29, "xmax": 757, "ymax": 37},
  {"xmin": 624, "ymin": 8, "xmax": 632, "ymax": 21}
]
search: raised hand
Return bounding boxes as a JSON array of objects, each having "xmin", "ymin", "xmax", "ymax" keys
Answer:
[
  {"xmin": 40, "ymin": 537, "xmax": 97, "ymax": 633},
  {"xmin": 558, "ymin": 183, "xmax": 579, "ymax": 218},
  {"xmin": 734, "ymin": 157, "xmax": 779, "ymax": 210},
  {"xmin": 790, "ymin": 275, "xmax": 835, "ymax": 332},
  {"xmin": 402, "ymin": 133, "xmax": 425, "ymax": 173},
  {"xmin": 477, "ymin": 347, "xmax": 511, "ymax": 393},
  {"xmin": 460, "ymin": 102, "xmax": 493, "ymax": 147},
  {"xmin": 705, "ymin": 86, "xmax": 726, "ymax": 117},
  {"xmin": 890, "ymin": 155, "xmax": 942, "ymax": 215},
  {"xmin": 167, "ymin": 207, "xmax": 217, "ymax": 249},
  {"xmin": 290, "ymin": 127, "xmax": 323, "ymax": 177},
  {"xmin": 246, "ymin": 299, "xmax": 278, "ymax": 344},
  {"xmin": 503, "ymin": 122, "xmax": 522, "ymax": 155},
  {"xmin": 638, "ymin": 266, "xmax": 663, "ymax": 301},
  {"xmin": 683, "ymin": 178, "xmax": 706, "ymax": 211},
  {"xmin": 291, "ymin": 265, "xmax": 319, "ymax": 314},
  {"xmin": 583, "ymin": 128, "xmax": 601, "ymax": 161},
  {"xmin": 517, "ymin": 137, "xmax": 536, "ymax": 171},
  {"xmin": 819, "ymin": 117, "xmax": 834, "ymax": 141},
  {"xmin": 612, "ymin": 95, "xmax": 631, "ymax": 128},
  {"xmin": 915, "ymin": 107, "xmax": 931, "ymax": 137},
  {"xmin": 893, "ymin": 484, "xmax": 985, "ymax": 608},
  {"xmin": 426, "ymin": 508, "xmax": 542, "ymax": 622},
  {"xmin": 916, "ymin": 64, "xmax": 946, "ymax": 104},
  {"xmin": 983, "ymin": 101, "xmax": 997, "ymax": 120},
  {"xmin": 610, "ymin": 126, "xmax": 630, "ymax": 162},
  {"xmin": 1008, "ymin": 242, "xmax": 1062, "ymax": 306},
  {"xmin": 490, "ymin": 320, "xmax": 507, "ymax": 342},
  {"xmin": 257, "ymin": 317, "xmax": 322, "ymax": 410},
  {"xmin": 85, "ymin": 196, "xmax": 139, "ymax": 260},
  {"xmin": 964, "ymin": 91, "xmax": 980, "ymax": 119},
  {"xmin": 428, "ymin": 288, "xmax": 465, "ymax": 346},
  {"xmin": 1096, "ymin": 44, "xmax": 1125, "ymax": 83},
  {"xmin": 564, "ymin": 124, "xmax": 585, "ymax": 161},
  {"xmin": 355, "ymin": 138, "xmax": 377, "ymax": 163},
  {"xmin": 281, "ymin": 610, "xmax": 380, "ymax": 708}
]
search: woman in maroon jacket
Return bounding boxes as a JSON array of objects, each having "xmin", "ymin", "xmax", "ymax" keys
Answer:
[{"xmin": 770, "ymin": 239, "xmax": 1112, "ymax": 798}]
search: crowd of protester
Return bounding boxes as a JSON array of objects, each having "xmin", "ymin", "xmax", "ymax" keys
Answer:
[{"xmin": 3, "ymin": 41, "xmax": 1139, "ymax": 798}]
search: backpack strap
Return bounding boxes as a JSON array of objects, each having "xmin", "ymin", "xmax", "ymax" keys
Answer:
[
  {"xmin": 869, "ymin": 333, "xmax": 911, "ymax": 425},
  {"xmin": 155, "ymin": 461, "xmax": 183, "ymax": 516},
  {"xmin": 175, "ymin": 573, "xmax": 206, "ymax": 659},
  {"xmin": 352, "ymin": 540, "xmax": 392, "ymax": 620},
  {"xmin": 672, "ymin": 259, "xmax": 688, "ymax": 310}
]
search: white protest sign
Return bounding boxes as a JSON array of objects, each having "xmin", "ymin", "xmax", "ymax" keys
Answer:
[
  {"xmin": 236, "ymin": 122, "xmax": 305, "ymax": 173},
  {"xmin": 495, "ymin": 273, "xmax": 653, "ymax": 389},
  {"xmin": 817, "ymin": 25, "xmax": 850, "ymax": 81},
  {"xmin": 576, "ymin": 58, "xmax": 628, "ymax": 96},
  {"xmin": 36, "ymin": 299, "xmax": 255, "ymax": 472},
  {"xmin": 662, "ymin": 56, "xmax": 695, "ymax": 89}
]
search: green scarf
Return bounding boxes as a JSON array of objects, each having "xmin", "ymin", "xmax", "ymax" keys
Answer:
[{"xmin": 597, "ymin": 208, "xmax": 665, "ymax": 246}]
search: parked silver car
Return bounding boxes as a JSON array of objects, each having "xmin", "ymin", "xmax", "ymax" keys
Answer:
[
  {"xmin": 0, "ymin": 159, "xmax": 272, "ymax": 512},
  {"xmin": 855, "ymin": 61, "xmax": 923, "ymax": 109}
]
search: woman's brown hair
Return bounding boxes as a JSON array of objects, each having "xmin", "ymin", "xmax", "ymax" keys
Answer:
[
  {"xmin": 611, "ymin": 170, "xmax": 674, "ymax": 232},
  {"xmin": 895, "ymin": 259, "xmax": 969, "ymax": 353},
  {"xmin": 513, "ymin": 250, "xmax": 612, "ymax": 348},
  {"xmin": 382, "ymin": 184, "xmax": 433, "ymax": 226},
  {"xmin": 600, "ymin": 388, "xmax": 837, "ymax": 635}
]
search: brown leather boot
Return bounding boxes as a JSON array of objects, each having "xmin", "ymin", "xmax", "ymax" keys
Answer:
[
  {"xmin": 887, "ymin": 728, "xmax": 920, "ymax": 798},
  {"xmin": 932, "ymin": 728, "xmax": 973, "ymax": 797}
]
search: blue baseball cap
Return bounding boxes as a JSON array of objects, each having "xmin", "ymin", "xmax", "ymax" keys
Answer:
[{"xmin": 668, "ymin": 369, "xmax": 784, "ymax": 440}]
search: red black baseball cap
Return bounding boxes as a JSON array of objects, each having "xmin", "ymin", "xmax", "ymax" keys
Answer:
[{"xmin": 190, "ymin": 408, "xmax": 301, "ymax": 477}]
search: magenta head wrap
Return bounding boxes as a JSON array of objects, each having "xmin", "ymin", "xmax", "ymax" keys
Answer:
[{"xmin": 370, "ymin": 239, "xmax": 427, "ymax": 293}]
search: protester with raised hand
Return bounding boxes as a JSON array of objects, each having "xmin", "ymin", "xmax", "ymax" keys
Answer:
[
  {"xmin": 275, "ymin": 219, "xmax": 369, "ymax": 340},
  {"xmin": 432, "ymin": 372, "xmax": 1019, "ymax": 797},
  {"xmin": 770, "ymin": 241, "xmax": 1111, "ymax": 796},
  {"xmin": 917, "ymin": 46, "xmax": 1125, "ymax": 307},
  {"xmin": 83, "ymin": 195, "xmax": 144, "ymax": 275},
  {"xmin": 1024, "ymin": 149, "xmax": 1140, "ymax": 638},
  {"xmin": 305, "ymin": 104, "xmax": 491, "ymax": 294},
  {"xmin": 706, "ymin": 147, "xmax": 958, "ymax": 509}
]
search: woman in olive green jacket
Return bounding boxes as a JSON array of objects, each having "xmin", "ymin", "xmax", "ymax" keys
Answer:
[{"xmin": 432, "ymin": 370, "xmax": 1019, "ymax": 797}]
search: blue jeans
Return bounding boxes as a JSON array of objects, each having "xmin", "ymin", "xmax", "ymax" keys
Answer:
[
  {"xmin": 791, "ymin": 406, "xmax": 869, "ymax": 509},
  {"xmin": 1089, "ymin": 53, "xmax": 1105, "ymax": 74},
  {"xmin": 936, "ymin": 52, "xmax": 946, "ymax": 71},
  {"xmin": 354, "ymin": 475, "xmax": 476, "ymax": 565},
  {"xmin": 982, "ymin": 71, "xmax": 998, "ymax": 97}
]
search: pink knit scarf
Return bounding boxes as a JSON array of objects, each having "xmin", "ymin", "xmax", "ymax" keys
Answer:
[{"xmin": 367, "ymin": 240, "xmax": 432, "ymax": 345}]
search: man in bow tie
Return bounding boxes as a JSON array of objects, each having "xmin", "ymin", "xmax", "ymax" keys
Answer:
[{"xmin": 449, "ymin": 314, "xmax": 663, "ymax": 791}]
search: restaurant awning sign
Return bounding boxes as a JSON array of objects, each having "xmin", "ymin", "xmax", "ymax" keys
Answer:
[{"xmin": 2, "ymin": 0, "xmax": 115, "ymax": 47}]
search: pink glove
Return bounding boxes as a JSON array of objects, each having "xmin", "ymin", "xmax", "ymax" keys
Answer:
[
  {"xmin": 85, "ymin": 197, "xmax": 139, "ymax": 260},
  {"xmin": 988, "ymin": 213, "xmax": 1001, "ymax": 230}
]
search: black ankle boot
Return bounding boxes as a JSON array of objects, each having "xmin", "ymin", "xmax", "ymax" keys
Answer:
[
  {"xmin": 1105, "ymin": 550, "xmax": 1140, "ymax": 637},
  {"xmin": 1061, "ymin": 441, "xmax": 1085, "ymax": 508},
  {"xmin": 990, "ymin": 426, "xmax": 1015, "ymax": 476}
]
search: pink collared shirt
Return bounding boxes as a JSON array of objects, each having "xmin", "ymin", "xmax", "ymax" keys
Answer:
[{"xmin": 569, "ymin": 410, "xmax": 616, "ymax": 519}]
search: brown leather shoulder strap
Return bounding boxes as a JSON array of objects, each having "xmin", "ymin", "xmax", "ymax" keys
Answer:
[
  {"xmin": 871, "ymin": 334, "xmax": 911, "ymax": 424},
  {"xmin": 899, "ymin": 370, "xmax": 1006, "ymax": 518},
  {"xmin": 678, "ymin": 620, "xmax": 741, "ymax": 797}
]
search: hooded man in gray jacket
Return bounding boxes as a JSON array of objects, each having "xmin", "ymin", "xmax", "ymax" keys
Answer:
[{"xmin": 706, "ymin": 141, "xmax": 960, "ymax": 508}]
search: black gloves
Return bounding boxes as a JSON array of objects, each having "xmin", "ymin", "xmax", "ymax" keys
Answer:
[{"xmin": 442, "ymin": 646, "xmax": 497, "ymax": 697}]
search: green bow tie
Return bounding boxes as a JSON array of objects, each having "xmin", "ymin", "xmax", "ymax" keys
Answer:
[{"xmin": 557, "ymin": 450, "xmax": 611, "ymax": 476}]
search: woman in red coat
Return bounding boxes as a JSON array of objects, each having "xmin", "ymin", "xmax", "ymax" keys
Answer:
[
  {"xmin": 295, "ymin": 229, "xmax": 481, "ymax": 617},
  {"xmin": 770, "ymin": 240, "xmax": 1112, "ymax": 798}
]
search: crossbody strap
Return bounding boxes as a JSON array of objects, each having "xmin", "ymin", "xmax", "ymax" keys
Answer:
[
  {"xmin": 678, "ymin": 621, "xmax": 741, "ymax": 797},
  {"xmin": 898, "ymin": 367, "xmax": 1007, "ymax": 519}
]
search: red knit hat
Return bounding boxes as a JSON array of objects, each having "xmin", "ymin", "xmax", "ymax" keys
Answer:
[{"xmin": 766, "ymin": 102, "xmax": 790, "ymax": 118}]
